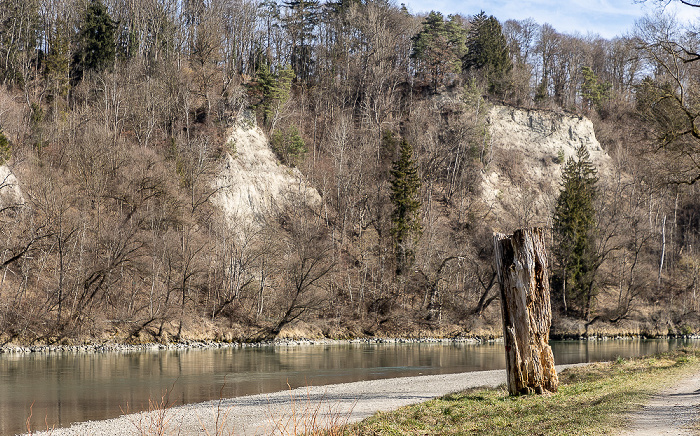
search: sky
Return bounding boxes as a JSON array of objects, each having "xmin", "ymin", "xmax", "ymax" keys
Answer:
[{"xmin": 401, "ymin": 0, "xmax": 700, "ymax": 39}]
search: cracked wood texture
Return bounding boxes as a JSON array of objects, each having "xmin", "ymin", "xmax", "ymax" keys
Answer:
[{"xmin": 494, "ymin": 228, "xmax": 559, "ymax": 395}]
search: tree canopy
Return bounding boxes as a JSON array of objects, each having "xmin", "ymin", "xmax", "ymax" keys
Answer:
[
  {"xmin": 463, "ymin": 12, "xmax": 512, "ymax": 95},
  {"xmin": 411, "ymin": 11, "xmax": 466, "ymax": 91},
  {"xmin": 72, "ymin": 0, "xmax": 116, "ymax": 79}
]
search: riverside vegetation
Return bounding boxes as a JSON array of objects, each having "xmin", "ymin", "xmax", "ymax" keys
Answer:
[
  {"xmin": 2, "ymin": 0, "xmax": 700, "ymax": 345},
  {"xmin": 346, "ymin": 348, "xmax": 700, "ymax": 436}
]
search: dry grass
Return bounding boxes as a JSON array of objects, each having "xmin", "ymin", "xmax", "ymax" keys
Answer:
[
  {"xmin": 123, "ymin": 389, "xmax": 174, "ymax": 436},
  {"xmin": 196, "ymin": 379, "xmax": 236, "ymax": 436},
  {"xmin": 268, "ymin": 384, "xmax": 355, "ymax": 436},
  {"xmin": 341, "ymin": 348, "xmax": 700, "ymax": 436},
  {"xmin": 117, "ymin": 380, "xmax": 354, "ymax": 436}
]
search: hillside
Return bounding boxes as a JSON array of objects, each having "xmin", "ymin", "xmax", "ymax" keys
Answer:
[{"xmin": 1, "ymin": 0, "xmax": 699, "ymax": 344}]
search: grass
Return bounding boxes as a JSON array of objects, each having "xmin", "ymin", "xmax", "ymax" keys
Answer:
[
  {"xmin": 268, "ymin": 384, "xmax": 355, "ymax": 436},
  {"xmin": 341, "ymin": 348, "xmax": 700, "ymax": 436}
]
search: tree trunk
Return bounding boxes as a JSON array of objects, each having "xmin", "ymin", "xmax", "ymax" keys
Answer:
[{"xmin": 493, "ymin": 228, "xmax": 559, "ymax": 395}]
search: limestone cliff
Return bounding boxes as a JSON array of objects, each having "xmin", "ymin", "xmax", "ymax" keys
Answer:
[
  {"xmin": 211, "ymin": 119, "xmax": 321, "ymax": 230},
  {"xmin": 0, "ymin": 165, "xmax": 24, "ymax": 209},
  {"xmin": 483, "ymin": 105, "xmax": 613, "ymax": 229}
]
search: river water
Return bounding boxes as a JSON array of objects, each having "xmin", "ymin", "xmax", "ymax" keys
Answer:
[{"xmin": 2, "ymin": 338, "xmax": 697, "ymax": 435}]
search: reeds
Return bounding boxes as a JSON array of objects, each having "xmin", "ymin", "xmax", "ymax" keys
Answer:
[
  {"xmin": 267, "ymin": 383, "xmax": 355, "ymax": 436},
  {"xmin": 24, "ymin": 402, "xmax": 55, "ymax": 435},
  {"xmin": 25, "ymin": 381, "xmax": 355, "ymax": 435}
]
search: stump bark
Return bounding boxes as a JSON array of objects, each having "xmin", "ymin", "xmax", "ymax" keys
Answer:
[{"xmin": 493, "ymin": 228, "xmax": 559, "ymax": 395}]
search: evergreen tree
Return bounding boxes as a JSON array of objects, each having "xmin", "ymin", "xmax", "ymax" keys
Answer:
[
  {"xmin": 72, "ymin": 0, "xmax": 116, "ymax": 80},
  {"xmin": 271, "ymin": 125, "xmax": 307, "ymax": 167},
  {"xmin": 283, "ymin": 0, "xmax": 320, "ymax": 82},
  {"xmin": 581, "ymin": 66, "xmax": 611, "ymax": 112},
  {"xmin": 463, "ymin": 12, "xmax": 512, "ymax": 96},
  {"xmin": 0, "ymin": 131, "xmax": 10, "ymax": 165},
  {"xmin": 389, "ymin": 137, "xmax": 422, "ymax": 275},
  {"xmin": 255, "ymin": 63, "xmax": 295, "ymax": 129},
  {"xmin": 553, "ymin": 144, "xmax": 599, "ymax": 319},
  {"xmin": 411, "ymin": 12, "xmax": 467, "ymax": 92},
  {"xmin": 44, "ymin": 19, "xmax": 71, "ymax": 101}
]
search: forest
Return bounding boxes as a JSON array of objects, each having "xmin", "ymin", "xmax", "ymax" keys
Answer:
[{"xmin": 0, "ymin": 0, "xmax": 699, "ymax": 344}]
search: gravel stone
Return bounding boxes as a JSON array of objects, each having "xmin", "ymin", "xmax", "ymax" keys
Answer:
[{"xmin": 29, "ymin": 364, "xmax": 585, "ymax": 436}]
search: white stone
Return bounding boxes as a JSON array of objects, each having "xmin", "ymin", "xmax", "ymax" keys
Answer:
[
  {"xmin": 211, "ymin": 121, "xmax": 321, "ymax": 231},
  {"xmin": 0, "ymin": 164, "xmax": 24, "ymax": 209}
]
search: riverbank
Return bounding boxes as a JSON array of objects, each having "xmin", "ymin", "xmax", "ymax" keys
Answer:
[
  {"xmin": 347, "ymin": 349, "xmax": 700, "ymax": 436},
  {"xmin": 0, "ymin": 336, "xmax": 489, "ymax": 354},
  {"xmin": 27, "ymin": 349, "xmax": 700, "ymax": 436},
  {"xmin": 28, "ymin": 363, "xmax": 588, "ymax": 435},
  {"xmin": 3, "ymin": 312, "xmax": 699, "ymax": 350},
  {"xmin": 3, "ymin": 333, "xmax": 700, "ymax": 355}
]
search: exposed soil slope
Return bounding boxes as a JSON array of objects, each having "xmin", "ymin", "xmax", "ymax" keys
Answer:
[{"xmin": 484, "ymin": 105, "xmax": 613, "ymax": 229}]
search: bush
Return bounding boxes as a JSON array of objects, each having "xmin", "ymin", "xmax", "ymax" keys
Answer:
[
  {"xmin": 0, "ymin": 131, "xmax": 10, "ymax": 165},
  {"xmin": 271, "ymin": 126, "xmax": 307, "ymax": 167}
]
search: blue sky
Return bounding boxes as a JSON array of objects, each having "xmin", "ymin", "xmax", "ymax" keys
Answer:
[{"xmin": 401, "ymin": 0, "xmax": 700, "ymax": 39}]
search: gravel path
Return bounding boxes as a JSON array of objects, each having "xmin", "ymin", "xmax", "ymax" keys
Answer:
[
  {"xmin": 31, "ymin": 365, "xmax": 583, "ymax": 436},
  {"xmin": 620, "ymin": 369, "xmax": 700, "ymax": 436}
]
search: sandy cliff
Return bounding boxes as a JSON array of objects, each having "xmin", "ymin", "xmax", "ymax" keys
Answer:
[
  {"xmin": 483, "ymin": 105, "xmax": 613, "ymax": 229},
  {"xmin": 0, "ymin": 164, "xmax": 23, "ymax": 209},
  {"xmin": 211, "ymin": 119, "xmax": 321, "ymax": 230}
]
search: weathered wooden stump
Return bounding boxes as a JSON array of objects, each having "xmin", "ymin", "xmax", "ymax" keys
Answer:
[{"xmin": 493, "ymin": 228, "xmax": 559, "ymax": 395}]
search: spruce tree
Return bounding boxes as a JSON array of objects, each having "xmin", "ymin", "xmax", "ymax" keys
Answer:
[
  {"xmin": 72, "ymin": 0, "xmax": 116, "ymax": 80},
  {"xmin": 390, "ymin": 138, "xmax": 422, "ymax": 275},
  {"xmin": 463, "ymin": 12, "xmax": 512, "ymax": 96},
  {"xmin": 553, "ymin": 144, "xmax": 599, "ymax": 318}
]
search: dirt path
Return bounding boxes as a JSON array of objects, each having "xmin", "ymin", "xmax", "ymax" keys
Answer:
[{"xmin": 620, "ymin": 369, "xmax": 700, "ymax": 436}]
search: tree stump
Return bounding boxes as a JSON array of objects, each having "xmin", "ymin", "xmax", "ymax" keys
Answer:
[{"xmin": 493, "ymin": 228, "xmax": 559, "ymax": 395}]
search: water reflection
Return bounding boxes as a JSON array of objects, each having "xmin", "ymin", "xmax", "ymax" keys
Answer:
[{"xmin": 1, "ymin": 338, "xmax": 697, "ymax": 435}]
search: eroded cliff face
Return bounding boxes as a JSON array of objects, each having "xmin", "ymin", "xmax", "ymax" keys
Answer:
[
  {"xmin": 211, "ymin": 105, "xmax": 611, "ymax": 234},
  {"xmin": 211, "ymin": 120, "xmax": 321, "ymax": 230},
  {"xmin": 0, "ymin": 165, "xmax": 24, "ymax": 209},
  {"xmin": 483, "ymin": 105, "xmax": 613, "ymax": 229}
]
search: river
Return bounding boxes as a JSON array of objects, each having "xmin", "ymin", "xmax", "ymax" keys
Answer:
[{"xmin": 2, "ymin": 338, "xmax": 697, "ymax": 435}]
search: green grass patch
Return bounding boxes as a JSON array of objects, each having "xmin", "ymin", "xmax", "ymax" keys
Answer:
[{"xmin": 343, "ymin": 348, "xmax": 700, "ymax": 436}]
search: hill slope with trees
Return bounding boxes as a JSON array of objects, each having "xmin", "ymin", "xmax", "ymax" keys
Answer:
[{"xmin": 0, "ymin": 0, "xmax": 699, "ymax": 344}]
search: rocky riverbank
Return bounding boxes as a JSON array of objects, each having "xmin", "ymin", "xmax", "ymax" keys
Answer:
[{"xmin": 0, "ymin": 336, "xmax": 492, "ymax": 355}]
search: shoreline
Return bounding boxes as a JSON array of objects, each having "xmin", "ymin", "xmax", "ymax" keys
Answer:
[
  {"xmin": 29, "ymin": 364, "xmax": 589, "ymax": 436},
  {"xmin": 3, "ymin": 334, "xmax": 699, "ymax": 355}
]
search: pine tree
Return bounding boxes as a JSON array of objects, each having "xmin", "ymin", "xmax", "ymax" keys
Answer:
[
  {"xmin": 390, "ymin": 138, "xmax": 422, "ymax": 275},
  {"xmin": 553, "ymin": 144, "xmax": 599, "ymax": 319},
  {"xmin": 463, "ymin": 12, "xmax": 512, "ymax": 96},
  {"xmin": 580, "ymin": 66, "xmax": 611, "ymax": 112},
  {"xmin": 255, "ymin": 63, "xmax": 295, "ymax": 129}
]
